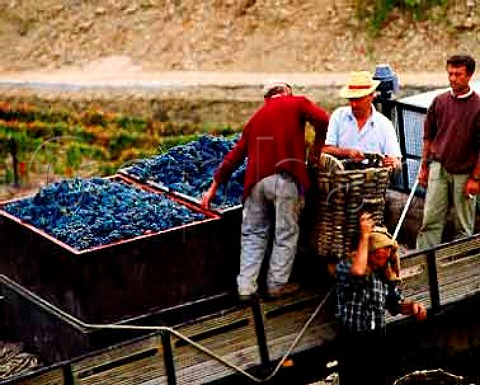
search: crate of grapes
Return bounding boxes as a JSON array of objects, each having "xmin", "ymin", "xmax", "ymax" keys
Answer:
[
  {"xmin": 0, "ymin": 175, "xmax": 236, "ymax": 324},
  {"xmin": 118, "ymin": 135, "xmax": 245, "ymax": 214},
  {"xmin": 119, "ymin": 135, "xmax": 245, "ymax": 271}
]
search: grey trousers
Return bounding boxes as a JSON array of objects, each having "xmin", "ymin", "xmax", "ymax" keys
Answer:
[
  {"xmin": 237, "ymin": 173, "xmax": 303, "ymax": 296},
  {"xmin": 417, "ymin": 161, "xmax": 476, "ymax": 250}
]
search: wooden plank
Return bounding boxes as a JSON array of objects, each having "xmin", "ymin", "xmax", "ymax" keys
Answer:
[
  {"xmin": 8, "ymin": 367, "xmax": 65, "ymax": 385},
  {"xmin": 169, "ymin": 289, "xmax": 334, "ymax": 384},
  {"xmin": 400, "ymin": 253, "xmax": 432, "ymax": 308},
  {"xmin": 75, "ymin": 353, "xmax": 167, "ymax": 385},
  {"xmin": 437, "ymin": 251, "xmax": 480, "ymax": 305},
  {"xmin": 436, "ymin": 237, "xmax": 480, "ymax": 261},
  {"xmin": 264, "ymin": 306, "xmax": 338, "ymax": 361},
  {"xmin": 172, "ymin": 322, "xmax": 261, "ymax": 384},
  {"xmin": 71, "ymin": 335, "xmax": 166, "ymax": 385},
  {"xmin": 71, "ymin": 334, "xmax": 163, "ymax": 373}
]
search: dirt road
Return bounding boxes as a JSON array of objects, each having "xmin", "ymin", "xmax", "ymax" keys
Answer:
[{"xmin": 0, "ymin": 69, "xmax": 449, "ymax": 89}]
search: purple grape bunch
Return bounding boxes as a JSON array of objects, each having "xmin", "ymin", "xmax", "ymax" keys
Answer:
[
  {"xmin": 4, "ymin": 177, "xmax": 205, "ymax": 251},
  {"xmin": 123, "ymin": 135, "xmax": 245, "ymax": 208}
]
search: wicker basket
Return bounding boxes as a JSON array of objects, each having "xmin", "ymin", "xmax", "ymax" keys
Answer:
[{"xmin": 309, "ymin": 153, "xmax": 391, "ymax": 260}]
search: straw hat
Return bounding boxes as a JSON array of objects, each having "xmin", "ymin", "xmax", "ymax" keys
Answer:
[{"xmin": 339, "ymin": 71, "xmax": 380, "ymax": 99}]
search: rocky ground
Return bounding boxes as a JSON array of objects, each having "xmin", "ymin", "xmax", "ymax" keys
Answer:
[{"xmin": 0, "ymin": 0, "xmax": 479, "ymax": 74}]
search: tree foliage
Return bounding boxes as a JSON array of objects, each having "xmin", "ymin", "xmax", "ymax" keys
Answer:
[{"xmin": 357, "ymin": 0, "xmax": 448, "ymax": 31}]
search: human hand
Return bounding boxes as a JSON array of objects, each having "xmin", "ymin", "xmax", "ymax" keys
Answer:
[
  {"xmin": 346, "ymin": 149, "xmax": 365, "ymax": 161},
  {"xmin": 465, "ymin": 178, "xmax": 480, "ymax": 198},
  {"xmin": 359, "ymin": 212, "xmax": 374, "ymax": 237},
  {"xmin": 411, "ymin": 302, "xmax": 427, "ymax": 321},
  {"xmin": 307, "ymin": 144, "xmax": 322, "ymax": 165},
  {"xmin": 201, "ymin": 181, "xmax": 218, "ymax": 209},
  {"xmin": 383, "ymin": 155, "xmax": 400, "ymax": 170},
  {"xmin": 418, "ymin": 163, "xmax": 429, "ymax": 188}
]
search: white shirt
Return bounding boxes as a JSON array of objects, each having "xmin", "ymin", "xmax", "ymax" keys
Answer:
[{"xmin": 325, "ymin": 105, "xmax": 402, "ymax": 158}]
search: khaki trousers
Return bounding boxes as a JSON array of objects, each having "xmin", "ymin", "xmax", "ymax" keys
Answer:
[{"xmin": 416, "ymin": 161, "xmax": 476, "ymax": 250}]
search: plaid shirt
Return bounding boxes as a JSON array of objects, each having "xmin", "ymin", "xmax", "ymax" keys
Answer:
[{"xmin": 336, "ymin": 258, "xmax": 404, "ymax": 334}]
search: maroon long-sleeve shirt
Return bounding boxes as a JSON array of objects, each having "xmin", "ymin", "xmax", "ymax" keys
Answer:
[
  {"xmin": 424, "ymin": 91, "xmax": 480, "ymax": 174},
  {"xmin": 214, "ymin": 94, "xmax": 329, "ymax": 201}
]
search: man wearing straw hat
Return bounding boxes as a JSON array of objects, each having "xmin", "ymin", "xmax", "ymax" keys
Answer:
[
  {"xmin": 202, "ymin": 80, "xmax": 329, "ymax": 300},
  {"xmin": 323, "ymin": 71, "xmax": 401, "ymax": 169}
]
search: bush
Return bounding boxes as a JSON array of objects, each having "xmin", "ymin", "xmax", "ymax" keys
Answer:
[{"xmin": 358, "ymin": 0, "xmax": 448, "ymax": 31}]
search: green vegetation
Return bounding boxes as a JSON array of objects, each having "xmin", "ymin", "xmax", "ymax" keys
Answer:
[
  {"xmin": 357, "ymin": 0, "xmax": 448, "ymax": 31},
  {"xmin": 0, "ymin": 101, "xmax": 241, "ymax": 195}
]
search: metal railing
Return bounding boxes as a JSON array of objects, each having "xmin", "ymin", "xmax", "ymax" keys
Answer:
[{"xmin": 3, "ymin": 234, "xmax": 480, "ymax": 384}]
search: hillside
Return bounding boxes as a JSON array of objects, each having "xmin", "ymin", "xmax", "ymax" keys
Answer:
[{"xmin": 0, "ymin": 0, "xmax": 479, "ymax": 74}]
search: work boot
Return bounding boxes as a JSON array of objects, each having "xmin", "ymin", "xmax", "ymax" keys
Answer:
[
  {"xmin": 266, "ymin": 283, "xmax": 300, "ymax": 299},
  {"xmin": 238, "ymin": 291, "xmax": 259, "ymax": 302}
]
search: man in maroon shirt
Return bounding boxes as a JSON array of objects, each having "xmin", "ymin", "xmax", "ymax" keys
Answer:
[
  {"xmin": 202, "ymin": 80, "xmax": 329, "ymax": 300},
  {"xmin": 417, "ymin": 55, "xmax": 480, "ymax": 249}
]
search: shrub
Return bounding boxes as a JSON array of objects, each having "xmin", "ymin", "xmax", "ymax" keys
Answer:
[{"xmin": 357, "ymin": 0, "xmax": 448, "ymax": 31}]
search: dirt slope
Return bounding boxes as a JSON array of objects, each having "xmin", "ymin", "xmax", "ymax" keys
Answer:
[{"xmin": 0, "ymin": 0, "xmax": 478, "ymax": 74}]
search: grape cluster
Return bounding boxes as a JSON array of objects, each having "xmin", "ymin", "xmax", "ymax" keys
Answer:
[
  {"xmin": 4, "ymin": 178, "xmax": 205, "ymax": 251},
  {"xmin": 123, "ymin": 135, "xmax": 245, "ymax": 208}
]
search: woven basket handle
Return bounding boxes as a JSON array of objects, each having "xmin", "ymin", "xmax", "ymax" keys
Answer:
[{"xmin": 316, "ymin": 153, "xmax": 345, "ymax": 174}]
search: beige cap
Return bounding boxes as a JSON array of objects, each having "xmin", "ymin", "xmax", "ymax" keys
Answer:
[
  {"xmin": 368, "ymin": 227, "xmax": 397, "ymax": 252},
  {"xmin": 263, "ymin": 79, "xmax": 291, "ymax": 97}
]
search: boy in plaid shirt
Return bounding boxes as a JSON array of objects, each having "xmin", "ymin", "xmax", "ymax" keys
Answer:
[{"xmin": 336, "ymin": 213, "xmax": 427, "ymax": 385}]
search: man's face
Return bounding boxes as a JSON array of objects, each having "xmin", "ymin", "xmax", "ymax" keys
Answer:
[
  {"xmin": 369, "ymin": 246, "xmax": 391, "ymax": 271},
  {"xmin": 348, "ymin": 93, "xmax": 374, "ymax": 118},
  {"xmin": 447, "ymin": 64, "xmax": 472, "ymax": 95}
]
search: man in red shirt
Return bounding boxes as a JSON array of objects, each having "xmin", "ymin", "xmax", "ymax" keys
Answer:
[{"xmin": 202, "ymin": 80, "xmax": 329, "ymax": 300}]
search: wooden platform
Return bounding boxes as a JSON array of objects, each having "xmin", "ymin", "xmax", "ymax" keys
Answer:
[{"xmin": 6, "ymin": 234, "xmax": 480, "ymax": 385}]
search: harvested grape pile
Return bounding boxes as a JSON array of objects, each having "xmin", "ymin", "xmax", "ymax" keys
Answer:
[
  {"xmin": 3, "ymin": 177, "xmax": 206, "ymax": 250},
  {"xmin": 122, "ymin": 135, "xmax": 245, "ymax": 208}
]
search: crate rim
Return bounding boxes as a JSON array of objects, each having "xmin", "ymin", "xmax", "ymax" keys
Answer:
[{"xmin": 0, "ymin": 175, "xmax": 221, "ymax": 255}]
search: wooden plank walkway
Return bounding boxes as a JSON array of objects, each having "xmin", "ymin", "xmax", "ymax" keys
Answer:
[{"xmin": 7, "ymin": 235, "xmax": 480, "ymax": 385}]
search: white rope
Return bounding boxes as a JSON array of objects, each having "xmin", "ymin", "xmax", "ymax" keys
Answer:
[
  {"xmin": 83, "ymin": 286, "xmax": 336, "ymax": 383},
  {"xmin": 392, "ymin": 368, "xmax": 471, "ymax": 385}
]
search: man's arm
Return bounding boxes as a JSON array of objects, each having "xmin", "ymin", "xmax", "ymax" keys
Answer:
[
  {"xmin": 303, "ymin": 98, "xmax": 329, "ymax": 163},
  {"xmin": 386, "ymin": 283, "xmax": 427, "ymax": 321},
  {"xmin": 399, "ymin": 300, "xmax": 427, "ymax": 321},
  {"xmin": 202, "ymin": 133, "xmax": 247, "ymax": 209},
  {"xmin": 201, "ymin": 180, "xmax": 219, "ymax": 209},
  {"xmin": 214, "ymin": 133, "xmax": 247, "ymax": 184},
  {"xmin": 418, "ymin": 100, "xmax": 437, "ymax": 188},
  {"xmin": 322, "ymin": 107, "xmax": 364, "ymax": 161},
  {"xmin": 350, "ymin": 213, "xmax": 374, "ymax": 277},
  {"xmin": 302, "ymin": 97, "xmax": 329, "ymax": 148},
  {"xmin": 382, "ymin": 119, "xmax": 402, "ymax": 169},
  {"xmin": 465, "ymin": 113, "xmax": 480, "ymax": 196},
  {"xmin": 418, "ymin": 139, "xmax": 432, "ymax": 188},
  {"xmin": 323, "ymin": 144, "xmax": 365, "ymax": 161}
]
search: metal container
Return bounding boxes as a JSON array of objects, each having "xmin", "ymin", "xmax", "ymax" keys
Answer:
[
  {"xmin": 120, "ymin": 172, "xmax": 244, "ymax": 288},
  {"xmin": 0, "ymin": 176, "xmax": 237, "ymax": 324}
]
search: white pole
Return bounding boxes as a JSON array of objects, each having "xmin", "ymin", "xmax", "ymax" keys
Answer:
[{"xmin": 392, "ymin": 177, "xmax": 419, "ymax": 241}]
